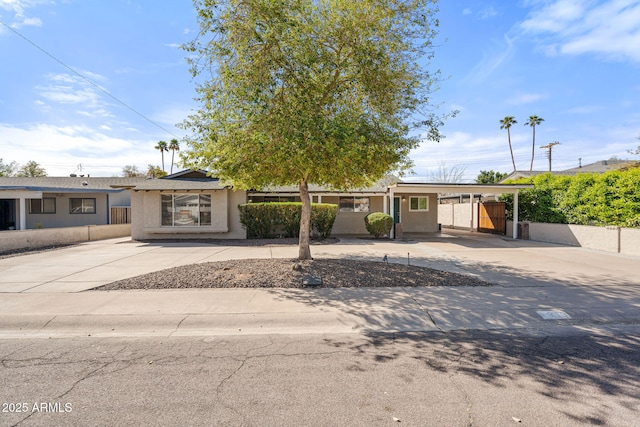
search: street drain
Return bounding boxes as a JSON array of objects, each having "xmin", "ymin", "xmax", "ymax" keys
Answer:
[{"xmin": 536, "ymin": 310, "xmax": 571, "ymax": 320}]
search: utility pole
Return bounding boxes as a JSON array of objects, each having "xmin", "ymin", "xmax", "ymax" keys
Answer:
[{"xmin": 540, "ymin": 141, "xmax": 560, "ymax": 171}]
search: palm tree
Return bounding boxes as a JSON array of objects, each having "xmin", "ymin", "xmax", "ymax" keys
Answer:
[
  {"xmin": 524, "ymin": 115, "xmax": 544, "ymax": 171},
  {"xmin": 168, "ymin": 139, "xmax": 180, "ymax": 174},
  {"xmin": 154, "ymin": 140, "xmax": 169, "ymax": 171},
  {"xmin": 499, "ymin": 116, "xmax": 517, "ymax": 172}
]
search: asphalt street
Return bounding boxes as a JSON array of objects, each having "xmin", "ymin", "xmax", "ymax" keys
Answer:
[{"xmin": 2, "ymin": 331, "xmax": 639, "ymax": 426}]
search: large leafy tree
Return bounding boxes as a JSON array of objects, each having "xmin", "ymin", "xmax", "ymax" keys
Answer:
[
  {"xmin": 524, "ymin": 115, "xmax": 544, "ymax": 171},
  {"xmin": 0, "ymin": 158, "xmax": 18, "ymax": 176},
  {"xmin": 121, "ymin": 165, "xmax": 146, "ymax": 177},
  {"xmin": 499, "ymin": 116, "xmax": 517, "ymax": 172},
  {"xmin": 147, "ymin": 165, "xmax": 168, "ymax": 178},
  {"xmin": 476, "ymin": 170, "xmax": 507, "ymax": 184},
  {"xmin": 182, "ymin": 0, "xmax": 447, "ymax": 259},
  {"xmin": 16, "ymin": 160, "xmax": 47, "ymax": 177}
]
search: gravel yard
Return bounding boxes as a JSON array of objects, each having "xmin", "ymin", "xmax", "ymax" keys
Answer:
[{"xmin": 93, "ymin": 258, "xmax": 491, "ymax": 290}]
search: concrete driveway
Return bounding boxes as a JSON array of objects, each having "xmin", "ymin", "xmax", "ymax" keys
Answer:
[{"xmin": 0, "ymin": 231, "xmax": 639, "ymax": 337}]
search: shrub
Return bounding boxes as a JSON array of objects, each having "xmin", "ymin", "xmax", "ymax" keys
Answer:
[
  {"xmin": 364, "ymin": 212, "xmax": 393, "ymax": 238},
  {"xmin": 311, "ymin": 204, "xmax": 338, "ymax": 238},
  {"xmin": 238, "ymin": 203, "xmax": 279, "ymax": 238},
  {"xmin": 238, "ymin": 202, "xmax": 338, "ymax": 239},
  {"xmin": 501, "ymin": 168, "xmax": 640, "ymax": 227}
]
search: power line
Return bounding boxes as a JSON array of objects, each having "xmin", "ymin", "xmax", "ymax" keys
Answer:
[{"xmin": 0, "ymin": 20, "xmax": 180, "ymax": 139}]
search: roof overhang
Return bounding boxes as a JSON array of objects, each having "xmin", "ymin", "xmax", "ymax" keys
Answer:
[{"xmin": 388, "ymin": 182, "xmax": 533, "ymax": 194}]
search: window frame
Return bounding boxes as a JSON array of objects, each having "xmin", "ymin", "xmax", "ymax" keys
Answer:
[
  {"xmin": 338, "ymin": 196, "xmax": 370, "ymax": 213},
  {"xmin": 69, "ymin": 198, "xmax": 96, "ymax": 214},
  {"xmin": 409, "ymin": 196, "xmax": 429, "ymax": 212},
  {"xmin": 161, "ymin": 193, "xmax": 212, "ymax": 227},
  {"xmin": 29, "ymin": 197, "xmax": 56, "ymax": 214}
]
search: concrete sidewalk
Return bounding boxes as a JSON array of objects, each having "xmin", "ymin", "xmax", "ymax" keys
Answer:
[{"xmin": 1, "ymin": 231, "xmax": 639, "ymax": 338}]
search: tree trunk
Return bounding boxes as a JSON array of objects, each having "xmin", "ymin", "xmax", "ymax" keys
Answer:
[{"xmin": 298, "ymin": 178, "xmax": 312, "ymax": 260}]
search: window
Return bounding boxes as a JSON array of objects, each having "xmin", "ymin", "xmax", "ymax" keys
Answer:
[
  {"xmin": 29, "ymin": 198, "xmax": 56, "ymax": 214},
  {"xmin": 339, "ymin": 197, "xmax": 370, "ymax": 213},
  {"xmin": 70, "ymin": 198, "xmax": 96, "ymax": 214},
  {"xmin": 409, "ymin": 196, "xmax": 429, "ymax": 212},
  {"xmin": 162, "ymin": 194, "xmax": 212, "ymax": 227}
]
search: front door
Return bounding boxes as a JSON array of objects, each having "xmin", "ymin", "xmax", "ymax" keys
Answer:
[
  {"xmin": 393, "ymin": 197, "xmax": 401, "ymax": 224},
  {"xmin": 0, "ymin": 199, "xmax": 16, "ymax": 230}
]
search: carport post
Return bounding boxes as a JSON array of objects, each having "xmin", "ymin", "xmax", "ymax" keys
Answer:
[
  {"xmin": 512, "ymin": 191, "xmax": 519, "ymax": 239},
  {"xmin": 389, "ymin": 188, "xmax": 395, "ymax": 239},
  {"xmin": 469, "ymin": 193, "xmax": 473, "ymax": 232},
  {"xmin": 19, "ymin": 197, "xmax": 27, "ymax": 230},
  {"xmin": 383, "ymin": 193, "xmax": 388, "ymax": 218}
]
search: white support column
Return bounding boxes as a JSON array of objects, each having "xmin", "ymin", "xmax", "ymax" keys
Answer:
[
  {"xmin": 383, "ymin": 192, "xmax": 388, "ymax": 216},
  {"xmin": 469, "ymin": 193, "xmax": 473, "ymax": 232},
  {"xmin": 317, "ymin": 195, "xmax": 322, "ymax": 204},
  {"xmin": 513, "ymin": 191, "xmax": 519, "ymax": 239},
  {"xmin": 19, "ymin": 197, "xmax": 27, "ymax": 230},
  {"xmin": 389, "ymin": 188, "xmax": 395, "ymax": 239}
]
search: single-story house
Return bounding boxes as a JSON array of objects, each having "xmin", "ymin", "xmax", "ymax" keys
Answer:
[
  {"xmin": 0, "ymin": 176, "xmax": 147, "ymax": 230},
  {"xmin": 123, "ymin": 170, "xmax": 531, "ymax": 240}
]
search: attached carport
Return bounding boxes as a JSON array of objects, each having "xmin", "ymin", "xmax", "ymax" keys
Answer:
[{"xmin": 386, "ymin": 182, "xmax": 533, "ymax": 239}]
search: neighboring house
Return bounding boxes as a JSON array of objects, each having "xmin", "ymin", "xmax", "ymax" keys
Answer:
[
  {"xmin": 502, "ymin": 159, "xmax": 634, "ymax": 182},
  {"xmin": 0, "ymin": 176, "xmax": 147, "ymax": 231},
  {"xmin": 124, "ymin": 170, "xmax": 530, "ymax": 240}
]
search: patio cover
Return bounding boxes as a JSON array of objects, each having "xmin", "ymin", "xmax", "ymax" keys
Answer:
[{"xmin": 387, "ymin": 182, "xmax": 533, "ymax": 239}]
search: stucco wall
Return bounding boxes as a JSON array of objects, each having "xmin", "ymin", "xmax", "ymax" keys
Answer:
[
  {"xmin": 505, "ymin": 221, "xmax": 640, "ymax": 256},
  {"xmin": 131, "ymin": 189, "xmax": 247, "ymax": 240},
  {"xmin": 324, "ymin": 196, "xmax": 383, "ymax": 235},
  {"xmin": 399, "ymin": 194, "xmax": 439, "ymax": 233},
  {"xmin": 437, "ymin": 203, "xmax": 479, "ymax": 230},
  {"xmin": 620, "ymin": 227, "xmax": 640, "ymax": 257},
  {"xmin": 25, "ymin": 193, "xmax": 109, "ymax": 229},
  {"xmin": 0, "ymin": 224, "xmax": 131, "ymax": 253}
]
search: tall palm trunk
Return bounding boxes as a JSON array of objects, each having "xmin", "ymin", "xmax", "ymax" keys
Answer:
[
  {"xmin": 507, "ymin": 128, "xmax": 516, "ymax": 172},
  {"xmin": 530, "ymin": 125, "xmax": 536, "ymax": 171}
]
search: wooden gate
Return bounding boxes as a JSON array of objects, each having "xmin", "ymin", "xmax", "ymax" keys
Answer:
[
  {"xmin": 478, "ymin": 202, "xmax": 506, "ymax": 234},
  {"xmin": 110, "ymin": 207, "xmax": 131, "ymax": 224}
]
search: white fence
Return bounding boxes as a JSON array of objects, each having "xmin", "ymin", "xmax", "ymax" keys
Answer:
[
  {"xmin": 0, "ymin": 224, "xmax": 131, "ymax": 253},
  {"xmin": 437, "ymin": 203, "xmax": 479, "ymax": 230}
]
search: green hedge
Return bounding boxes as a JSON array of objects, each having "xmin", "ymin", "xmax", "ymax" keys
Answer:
[
  {"xmin": 501, "ymin": 167, "xmax": 640, "ymax": 227},
  {"xmin": 238, "ymin": 202, "xmax": 338, "ymax": 239},
  {"xmin": 364, "ymin": 212, "xmax": 393, "ymax": 238}
]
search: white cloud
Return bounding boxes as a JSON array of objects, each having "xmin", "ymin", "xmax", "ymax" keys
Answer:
[
  {"xmin": 564, "ymin": 104, "xmax": 604, "ymax": 114},
  {"xmin": 409, "ymin": 131, "xmax": 533, "ymax": 180},
  {"xmin": 0, "ymin": 122, "xmax": 158, "ymax": 176},
  {"xmin": 11, "ymin": 16, "xmax": 41, "ymax": 27},
  {"xmin": 478, "ymin": 6, "xmax": 499, "ymax": 19},
  {"xmin": 0, "ymin": 0, "xmax": 49, "ymax": 29},
  {"xmin": 464, "ymin": 35, "xmax": 515, "ymax": 83},
  {"xmin": 520, "ymin": 0, "xmax": 640, "ymax": 62},
  {"xmin": 507, "ymin": 92, "xmax": 548, "ymax": 105},
  {"xmin": 35, "ymin": 72, "xmax": 110, "ymax": 115}
]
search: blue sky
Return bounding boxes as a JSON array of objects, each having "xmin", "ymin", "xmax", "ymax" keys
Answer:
[{"xmin": 1, "ymin": 0, "xmax": 639, "ymax": 181}]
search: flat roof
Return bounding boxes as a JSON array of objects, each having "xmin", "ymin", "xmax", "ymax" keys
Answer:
[{"xmin": 389, "ymin": 182, "xmax": 532, "ymax": 194}]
